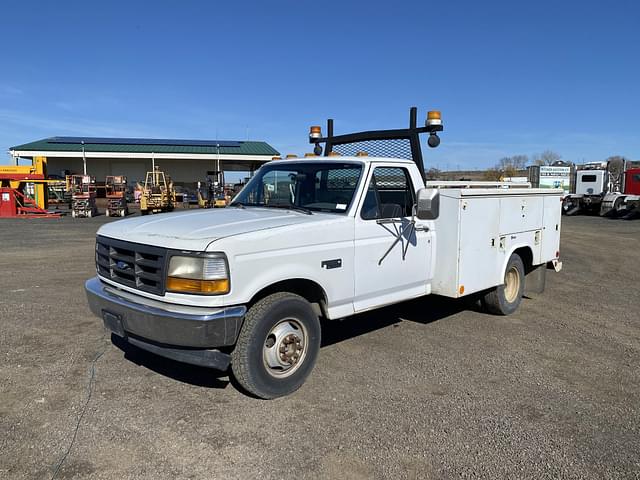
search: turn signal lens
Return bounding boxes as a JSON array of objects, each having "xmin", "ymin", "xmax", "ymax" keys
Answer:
[{"xmin": 167, "ymin": 277, "xmax": 230, "ymax": 294}]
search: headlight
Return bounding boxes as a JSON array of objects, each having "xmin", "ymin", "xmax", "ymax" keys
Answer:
[{"xmin": 166, "ymin": 254, "xmax": 229, "ymax": 295}]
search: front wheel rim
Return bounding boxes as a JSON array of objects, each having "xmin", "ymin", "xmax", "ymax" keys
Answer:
[
  {"xmin": 263, "ymin": 319, "xmax": 308, "ymax": 378},
  {"xmin": 504, "ymin": 266, "xmax": 521, "ymax": 303}
]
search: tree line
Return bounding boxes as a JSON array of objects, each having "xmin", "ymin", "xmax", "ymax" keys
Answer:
[{"xmin": 483, "ymin": 150, "xmax": 563, "ymax": 180}]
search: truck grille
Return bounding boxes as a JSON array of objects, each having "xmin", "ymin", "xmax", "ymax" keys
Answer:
[{"xmin": 95, "ymin": 236, "xmax": 167, "ymax": 295}]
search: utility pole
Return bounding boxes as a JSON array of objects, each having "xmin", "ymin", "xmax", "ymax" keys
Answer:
[{"xmin": 82, "ymin": 141, "xmax": 87, "ymax": 175}]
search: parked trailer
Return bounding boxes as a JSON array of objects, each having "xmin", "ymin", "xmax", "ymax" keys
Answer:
[{"xmin": 85, "ymin": 108, "xmax": 563, "ymax": 398}]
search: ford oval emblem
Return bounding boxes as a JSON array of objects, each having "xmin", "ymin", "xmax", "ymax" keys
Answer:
[{"xmin": 116, "ymin": 261, "xmax": 129, "ymax": 270}]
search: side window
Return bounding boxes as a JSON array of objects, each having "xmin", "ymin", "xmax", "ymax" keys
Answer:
[{"xmin": 360, "ymin": 167, "xmax": 415, "ymax": 220}]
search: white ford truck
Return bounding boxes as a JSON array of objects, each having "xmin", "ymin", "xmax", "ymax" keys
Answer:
[{"xmin": 86, "ymin": 109, "xmax": 563, "ymax": 398}]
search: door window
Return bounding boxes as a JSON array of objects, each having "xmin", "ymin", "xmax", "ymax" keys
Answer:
[{"xmin": 360, "ymin": 167, "xmax": 415, "ymax": 220}]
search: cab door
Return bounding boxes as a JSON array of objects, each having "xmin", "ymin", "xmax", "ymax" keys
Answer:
[{"xmin": 353, "ymin": 164, "xmax": 432, "ymax": 312}]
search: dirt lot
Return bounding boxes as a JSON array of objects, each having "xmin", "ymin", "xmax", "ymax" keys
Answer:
[{"xmin": 0, "ymin": 213, "xmax": 639, "ymax": 479}]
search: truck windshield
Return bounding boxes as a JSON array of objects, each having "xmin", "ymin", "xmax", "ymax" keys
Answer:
[{"xmin": 231, "ymin": 162, "xmax": 363, "ymax": 213}]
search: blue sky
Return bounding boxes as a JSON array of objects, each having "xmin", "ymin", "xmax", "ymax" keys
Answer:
[{"xmin": 1, "ymin": 0, "xmax": 638, "ymax": 172}]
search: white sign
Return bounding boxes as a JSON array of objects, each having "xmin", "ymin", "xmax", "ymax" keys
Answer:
[{"xmin": 539, "ymin": 166, "xmax": 571, "ymax": 192}]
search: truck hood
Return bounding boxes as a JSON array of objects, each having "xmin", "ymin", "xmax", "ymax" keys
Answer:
[{"xmin": 97, "ymin": 207, "xmax": 328, "ymax": 251}]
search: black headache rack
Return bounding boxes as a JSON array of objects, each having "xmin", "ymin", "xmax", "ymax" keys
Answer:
[{"xmin": 308, "ymin": 106, "xmax": 444, "ymax": 183}]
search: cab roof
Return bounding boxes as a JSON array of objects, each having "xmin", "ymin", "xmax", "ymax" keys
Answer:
[{"xmin": 268, "ymin": 156, "xmax": 415, "ymax": 166}]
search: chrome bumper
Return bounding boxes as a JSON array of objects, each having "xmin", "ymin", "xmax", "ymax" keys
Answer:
[{"xmin": 85, "ymin": 277, "xmax": 246, "ymax": 348}]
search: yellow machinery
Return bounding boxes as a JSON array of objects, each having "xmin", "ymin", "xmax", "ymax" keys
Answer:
[
  {"xmin": 0, "ymin": 156, "xmax": 63, "ymax": 217},
  {"xmin": 197, "ymin": 170, "xmax": 229, "ymax": 208},
  {"xmin": 0, "ymin": 156, "xmax": 49, "ymax": 209},
  {"xmin": 140, "ymin": 167, "xmax": 175, "ymax": 215}
]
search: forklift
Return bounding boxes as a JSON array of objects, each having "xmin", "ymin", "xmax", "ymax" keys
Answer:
[
  {"xmin": 198, "ymin": 170, "xmax": 228, "ymax": 208},
  {"xmin": 69, "ymin": 175, "xmax": 98, "ymax": 218},
  {"xmin": 140, "ymin": 167, "xmax": 175, "ymax": 215},
  {"xmin": 105, "ymin": 175, "xmax": 128, "ymax": 217}
]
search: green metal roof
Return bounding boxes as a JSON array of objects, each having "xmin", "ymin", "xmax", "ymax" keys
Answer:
[{"xmin": 10, "ymin": 136, "xmax": 279, "ymax": 156}]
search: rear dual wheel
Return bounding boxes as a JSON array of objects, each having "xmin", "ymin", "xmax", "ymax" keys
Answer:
[
  {"xmin": 231, "ymin": 292, "xmax": 321, "ymax": 399},
  {"xmin": 482, "ymin": 253, "xmax": 525, "ymax": 315}
]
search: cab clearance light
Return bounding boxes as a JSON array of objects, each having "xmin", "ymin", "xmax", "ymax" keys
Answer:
[{"xmin": 166, "ymin": 277, "xmax": 230, "ymax": 294}]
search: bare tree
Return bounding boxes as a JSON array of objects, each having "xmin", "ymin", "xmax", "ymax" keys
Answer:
[
  {"xmin": 496, "ymin": 155, "xmax": 528, "ymax": 177},
  {"xmin": 533, "ymin": 150, "xmax": 561, "ymax": 166},
  {"xmin": 483, "ymin": 167, "xmax": 503, "ymax": 181}
]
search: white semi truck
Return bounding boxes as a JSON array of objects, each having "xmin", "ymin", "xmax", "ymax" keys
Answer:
[{"xmin": 86, "ymin": 109, "xmax": 563, "ymax": 398}]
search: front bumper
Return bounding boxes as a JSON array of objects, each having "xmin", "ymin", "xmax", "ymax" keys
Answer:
[{"xmin": 85, "ymin": 277, "xmax": 246, "ymax": 368}]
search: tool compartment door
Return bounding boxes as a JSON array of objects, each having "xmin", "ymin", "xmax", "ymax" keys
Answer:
[
  {"xmin": 498, "ymin": 195, "xmax": 544, "ymax": 235},
  {"xmin": 457, "ymin": 197, "xmax": 501, "ymax": 296},
  {"xmin": 541, "ymin": 195, "xmax": 562, "ymax": 262}
]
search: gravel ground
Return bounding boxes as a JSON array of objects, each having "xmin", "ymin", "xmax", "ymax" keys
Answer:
[{"xmin": 0, "ymin": 213, "xmax": 639, "ymax": 479}]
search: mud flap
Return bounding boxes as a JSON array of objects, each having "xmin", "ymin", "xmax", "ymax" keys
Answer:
[{"xmin": 524, "ymin": 264, "xmax": 546, "ymax": 296}]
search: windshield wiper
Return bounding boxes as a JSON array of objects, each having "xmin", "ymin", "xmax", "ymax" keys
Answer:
[{"xmin": 267, "ymin": 204, "xmax": 313, "ymax": 215}]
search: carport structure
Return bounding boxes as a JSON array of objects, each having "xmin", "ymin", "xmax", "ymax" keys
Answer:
[{"xmin": 9, "ymin": 136, "xmax": 280, "ymax": 186}]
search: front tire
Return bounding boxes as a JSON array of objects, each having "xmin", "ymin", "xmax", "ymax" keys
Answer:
[
  {"xmin": 231, "ymin": 292, "xmax": 321, "ymax": 399},
  {"xmin": 482, "ymin": 253, "xmax": 525, "ymax": 315}
]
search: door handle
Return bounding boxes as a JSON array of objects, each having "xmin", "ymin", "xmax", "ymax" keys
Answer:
[{"xmin": 415, "ymin": 224, "xmax": 430, "ymax": 232}]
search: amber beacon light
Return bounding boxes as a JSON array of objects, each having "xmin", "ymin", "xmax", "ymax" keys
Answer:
[
  {"xmin": 426, "ymin": 111, "xmax": 442, "ymax": 127},
  {"xmin": 309, "ymin": 126, "xmax": 322, "ymax": 140}
]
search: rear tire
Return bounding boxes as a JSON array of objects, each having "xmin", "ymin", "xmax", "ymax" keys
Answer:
[
  {"xmin": 483, "ymin": 253, "xmax": 525, "ymax": 315},
  {"xmin": 231, "ymin": 292, "xmax": 321, "ymax": 399}
]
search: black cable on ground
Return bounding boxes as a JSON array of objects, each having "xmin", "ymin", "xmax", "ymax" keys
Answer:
[{"xmin": 50, "ymin": 334, "xmax": 108, "ymax": 480}]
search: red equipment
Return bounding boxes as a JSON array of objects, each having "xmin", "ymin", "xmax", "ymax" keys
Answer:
[
  {"xmin": 70, "ymin": 175, "xmax": 98, "ymax": 218},
  {"xmin": 105, "ymin": 175, "xmax": 128, "ymax": 217},
  {"xmin": 624, "ymin": 168, "xmax": 640, "ymax": 195},
  {"xmin": 0, "ymin": 187, "xmax": 62, "ymax": 218}
]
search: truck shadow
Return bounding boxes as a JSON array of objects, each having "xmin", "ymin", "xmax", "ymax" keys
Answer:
[
  {"xmin": 109, "ymin": 295, "xmax": 479, "ymax": 389},
  {"xmin": 321, "ymin": 294, "xmax": 477, "ymax": 347},
  {"xmin": 110, "ymin": 334, "xmax": 231, "ymax": 389}
]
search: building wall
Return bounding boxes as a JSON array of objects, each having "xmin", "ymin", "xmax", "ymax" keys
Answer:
[{"xmin": 46, "ymin": 157, "xmax": 257, "ymax": 186}]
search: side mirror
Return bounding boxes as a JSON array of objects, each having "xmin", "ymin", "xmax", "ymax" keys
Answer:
[{"xmin": 416, "ymin": 188, "xmax": 440, "ymax": 220}]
